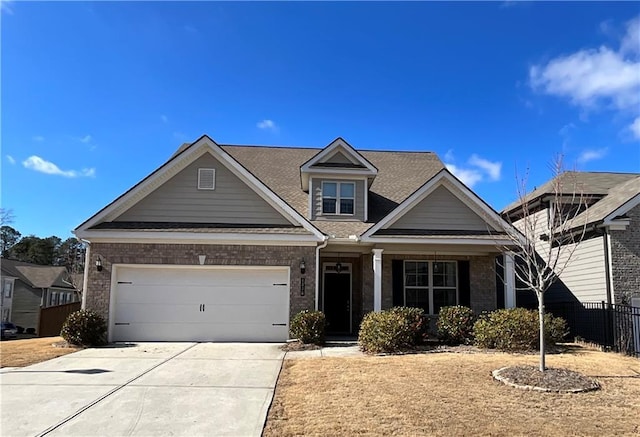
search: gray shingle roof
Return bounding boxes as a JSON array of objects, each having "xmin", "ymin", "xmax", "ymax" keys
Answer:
[
  {"xmin": 1, "ymin": 259, "xmax": 76, "ymax": 289},
  {"xmin": 222, "ymin": 145, "xmax": 445, "ymax": 237},
  {"xmin": 502, "ymin": 171, "xmax": 638, "ymax": 214}
]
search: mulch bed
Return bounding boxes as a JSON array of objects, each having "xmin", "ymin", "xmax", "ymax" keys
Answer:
[{"xmin": 493, "ymin": 365, "xmax": 600, "ymax": 393}]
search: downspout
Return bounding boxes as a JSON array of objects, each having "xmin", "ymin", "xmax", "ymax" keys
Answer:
[
  {"xmin": 601, "ymin": 228, "xmax": 613, "ymax": 307},
  {"xmin": 79, "ymin": 238, "xmax": 91, "ymax": 310},
  {"xmin": 315, "ymin": 236, "xmax": 329, "ymax": 311}
]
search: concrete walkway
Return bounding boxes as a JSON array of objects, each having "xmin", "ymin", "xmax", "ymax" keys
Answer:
[{"xmin": 1, "ymin": 343, "xmax": 284, "ymax": 437}]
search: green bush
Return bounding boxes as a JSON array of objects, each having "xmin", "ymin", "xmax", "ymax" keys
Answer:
[
  {"xmin": 358, "ymin": 307, "xmax": 428, "ymax": 354},
  {"xmin": 61, "ymin": 310, "xmax": 107, "ymax": 346},
  {"xmin": 437, "ymin": 305, "xmax": 476, "ymax": 345},
  {"xmin": 290, "ymin": 310, "xmax": 326, "ymax": 345},
  {"xmin": 473, "ymin": 308, "xmax": 567, "ymax": 351}
]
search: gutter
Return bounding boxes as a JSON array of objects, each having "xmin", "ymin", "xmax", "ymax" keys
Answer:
[{"xmin": 314, "ymin": 236, "xmax": 329, "ymax": 311}]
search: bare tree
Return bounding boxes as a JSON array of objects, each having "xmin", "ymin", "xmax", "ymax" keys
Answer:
[
  {"xmin": 0, "ymin": 208, "xmax": 14, "ymax": 226},
  {"xmin": 500, "ymin": 156, "xmax": 589, "ymax": 371}
]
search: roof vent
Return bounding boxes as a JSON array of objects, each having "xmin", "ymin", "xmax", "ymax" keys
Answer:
[{"xmin": 198, "ymin": 168, "xmax": 215, "ymax": 190}]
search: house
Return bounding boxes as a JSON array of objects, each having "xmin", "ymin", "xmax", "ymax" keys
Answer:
[
  {"xmin": 75, "ymin": 135, "xmax": 517, "ymax": 342},
  {"xmin": 502, "ymin": 171, "xmax": 640, "ymax": 307},
  {"xmin": 0, "ymin": 259, "xmax": 80, "ymax": 331}
]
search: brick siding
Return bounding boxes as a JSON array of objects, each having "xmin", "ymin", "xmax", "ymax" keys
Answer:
[
  {"xmin": 86, "ymin": 243, "xmax": 316, "ymax": 324},
  {"xmin": 610, "ymin": 204, "xmax": 640, "ymax": 305}
]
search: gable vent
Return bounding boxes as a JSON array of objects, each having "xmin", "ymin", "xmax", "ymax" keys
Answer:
[{"xmin": 198, "ymin": 168, "xmax": 216, "ymax": 190}]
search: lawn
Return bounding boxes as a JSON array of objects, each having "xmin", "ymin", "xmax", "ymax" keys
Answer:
[
  {"xmin": 0, "ymin": 337, "xmax": 79, "ymax": 367},
  {"xmin": 264, "ymin": 346, "xmax": 640, "ymax": 436}
]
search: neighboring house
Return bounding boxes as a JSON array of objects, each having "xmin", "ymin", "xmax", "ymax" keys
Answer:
[
  {"xmin": 0, "ymin": 259, "xmax": 80, "ymax": 331},
  {"xmin": 75, "ymin": 135, "xmax": 517, "ymax": 342},
  {"xmin": 502, "ymin": 171, "xmax": 640, "ymax": 307}
]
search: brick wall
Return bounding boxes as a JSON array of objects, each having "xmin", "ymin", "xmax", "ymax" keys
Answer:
[
  {"xmin": 86, "ymin": 243, "xmax": 316, "ymax": 323},
  {"xmin": 381, "ymin": 254, "xmax": 497, "ymax": 314},
  {"xmin": 610, "ymin": 204, "xmax": 640, "ymax": 305}
]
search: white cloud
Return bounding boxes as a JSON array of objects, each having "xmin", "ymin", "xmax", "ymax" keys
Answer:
[
  {"xmin": 79, "ymin": 135, "xmax": 92, "ymax": 144},
  {"xmin": 257, "ymin": 119, "xmax": 278, "ymax": 132},
  {"xmin": 6, "ymin": 155, "xmax": 15, "ymax": 165},
  {"xmin": 630, "ymin": 117, "xmax": 640, "ymax": 139},
  {"xmin": 160, "ymin": 115, "xmax": 168, "ymax": 123},
  {"xmin": 577, "ymin": 148, "xmax": 608, "ymax": 163},
  {"xmin": 468, "ymin": 154, "xmax": 502, "ymax": 181},
  {"xmin": 32, "ymin": 135, "xmax": 44, "ymax": 142},
  {"xmin": 444, "ymin": 153, "xmax": 502, "ymax": 187},
  {"xmin": 530, "ymin": 16, "xmax": 640, "ymax": 137},
  {"xmin": 184, "ymin": 25, "xmax": 197, "ymax": 33},
  {"xmin": 22, "ymin": 156, "xmax": 95, "ymax": 178},
  {"xmin": 1, "ymin": 0, "xmax": 14, "ymax": 15},
  {"xmin": 445, "ymin": 164, "xmax": 483, "ymax": 188}
]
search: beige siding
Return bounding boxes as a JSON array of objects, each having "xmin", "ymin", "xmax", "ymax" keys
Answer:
[
  {"xmin": 390, "ymin": 185, "xmax": 489, "ymax": 230},
  {"xmin": 311, "ymin": 178, "xmax": 365, "ymax": 221},
  {"xmin": 324, "ymin": 151, "xmax": 353, "ymax": 165},
  {"xmin": 555, "ymin": 236, "xmax": 607, "ymax": 302},
  {"xmin": 116, "ymin": 153, "xmax": 291, "ymax": 225}
]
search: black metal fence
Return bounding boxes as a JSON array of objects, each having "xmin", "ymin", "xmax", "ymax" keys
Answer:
[{"xmin": 545, "ymin": 301, "xmax": 640, "ymax": 357}]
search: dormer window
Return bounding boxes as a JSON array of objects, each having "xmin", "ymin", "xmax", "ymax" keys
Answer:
[{"xmin": 322, "ymin": 182, "xmax": 354, "ymax": 215}]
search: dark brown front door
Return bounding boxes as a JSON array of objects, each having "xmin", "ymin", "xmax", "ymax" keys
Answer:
[{"xmin": 324, "ymin": 270, "xmax": 351, "ymax": 334}]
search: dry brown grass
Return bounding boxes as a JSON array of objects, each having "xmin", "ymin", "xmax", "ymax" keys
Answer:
[
  {"xmin": 264, "ymin": 346, "xmax": 640, "ymax": 436},
  {"xmin": 0, "ymin": 337, "xmax": 80, "ymax": 368}
]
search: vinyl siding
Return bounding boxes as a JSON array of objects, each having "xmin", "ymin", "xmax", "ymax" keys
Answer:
[
  {"xmin": 116, "ymin": 153, "xmax": 291, "ymax": 225},
  {"xmin": 310, "ymin": 178, "xmax": 365, "ymax": 221},
  {"xmin": 390, "ymin": 185, "xmax": 489, "ymax": 231},
  {"xmin": 554, "ymin": 236, "xmax": 607, "ymax": 302},
  {"xmin": 11, "ymin": 281, "xmax": 41, "ymax": 331},
  {"xmin": 325, "ymin": 151, "xmax": 353, "ymax": 164}
]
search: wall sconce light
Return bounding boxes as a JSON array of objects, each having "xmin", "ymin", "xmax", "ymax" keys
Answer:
[
  {"xmin": 300, "ymin": 259, "xmax": 306, "ymax": 275},
  {"xmin": 96, "ymin": 257, "xmax": 103, "ymax": 272},
  {"xmin": 198, "ymin": 255, "xmax": 207, "ymax": 266},
  {"xmin": 335, "ymin": 262, "xmax": 343, "ymax": 274}
]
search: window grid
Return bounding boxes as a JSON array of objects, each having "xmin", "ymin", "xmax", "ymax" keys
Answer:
[
  {"xmin": 321, "ymin": 181, "xmax": 355, "ymax": 215},
  {"xmin": 403, "ymin": 261, "xmax": 458, "ymax": 315}
]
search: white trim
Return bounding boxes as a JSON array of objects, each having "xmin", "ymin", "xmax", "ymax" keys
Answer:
[
  {"xmin": 81, "ymin": 242, "xmax": 90, "ymax": 310},
  {"xmin": 362, "ymin": 170, "xmax": 514, "ymax": 239},
  {"xmin": 75, "ymin": 135, "xmax": 324, "ymax": 241},
  {"xmin": 402, "ymin": 259, "xmax": 458, "ymax": 315},
  {"xmin": 606, "ymin": 232, "xmax": 615, "ymax": 305},
  {"xmin": 320, "ymin": 181, "xmax": 355, "ymax": 216},
  {"xmin": 504, "ymin": 253, "xmax": 516, "ymax": 309},
  {"xmin": 301, "ymin": 138, "xmax": 378, "ymax": 174},
  {"xmin": 75, "ymin": 231, "xmax": 320, "ymax": 246},
  {"xmin": 315, "ymin": 237, "xmax": 329, "ymax": 311},
  {"xmin": 322, "ymin": 262, "xmax": 353, "ymax": 333},
  {"xmin": 362, "ymin": 236, "xmax": 512, "ymax": 246},
  {"xmin": 308, "ymin": 176, "xmax": 314, "ymax": 217},
  {"xmin": 197, "ymin": 168, "xmax": 216, "ymax": 190},
  {"xmin": 603, "ymin": 193, "xmax": 640, "ymax": 225},
  {"xmin": 372, "ymin": 248, "xmax": 383, "ymax": 312}
]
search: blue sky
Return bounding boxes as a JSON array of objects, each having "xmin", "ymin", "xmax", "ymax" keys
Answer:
[{"xmin": 2, "ymin": 1, "xmax": 639, "ymax": 239}]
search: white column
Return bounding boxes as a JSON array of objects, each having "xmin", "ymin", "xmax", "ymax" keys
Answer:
[
  {"xmin": 372, "ymin": 249, "xmax": 384, "ymax": 312},
  {"xmin": 504, "ymin": 252, "xmax": 516, "ymax": 308}
]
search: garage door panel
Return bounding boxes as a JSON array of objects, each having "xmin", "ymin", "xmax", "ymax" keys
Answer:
[{"xmin": 112, "ymin": 266, "xmax": 290, "ymax": 342}]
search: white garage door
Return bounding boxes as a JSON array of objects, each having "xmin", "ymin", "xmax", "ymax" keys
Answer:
[{"xmin": 111, "ymin": 266, "xmax": 290, "ymax": 342}]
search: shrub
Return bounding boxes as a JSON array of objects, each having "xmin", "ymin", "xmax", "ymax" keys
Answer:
[
  {"xmin": 25, "ymin": 328, "xmax": 36, "ymax": 335},
  {"xmin": 61, "ymin": 310, "xmax": 107, "ymax": 346},
  {"xmin": 437, "ymin": 305, "xmax": 476, "ymax": 345},
  {"xmin": 16, "ymin": 326, "xmax": 24, "ymax": 334},
  {"xmin": 473, "ymin": 308, "xmax": 567, "ymax": 351},
  {"xmin": 290, "ymin": 310, "xmax": 325, "ymax": 345},
  {"xmin": 358, "ymin": 307, "xmax": 427, "ymax": 354}
]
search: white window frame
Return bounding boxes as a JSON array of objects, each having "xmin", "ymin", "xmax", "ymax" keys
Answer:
[
  {"xmin": 321, "ymin": 181, "xmax": 355, "ymax": 216},
  {"xmin": 3, "ymin": 279, "xmax": 13, "ymax": 298},
  {"xmin": 197, "ymin": 168, "xmax": 216, "ymax": 190},
  {"xmin": 403, "ymin": 260, "xmax": 458, "ymax": 315}
]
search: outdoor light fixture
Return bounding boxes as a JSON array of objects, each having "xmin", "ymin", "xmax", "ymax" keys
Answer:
[
  {"xmin": 300, "ymin": 259, "xmax": 306, "ymax": 275},
  {"xmin": 198, "ymin": 255, "xmax": 206, "ymax": 265},
  {"xmin": 96, "ymin": 257, "xmax": 103, "ymax": 272},
  {"xmin": 335, "ymin": 262, "xmax": 343, "ymax": 274}
]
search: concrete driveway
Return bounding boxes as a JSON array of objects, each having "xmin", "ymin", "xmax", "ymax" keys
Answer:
[{"xmin": 1, "ymin": 342, "xmax": 284, "ymax": 437}]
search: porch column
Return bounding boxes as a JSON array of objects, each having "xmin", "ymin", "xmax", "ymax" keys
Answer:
[
  {"xmin": 504, "ymin": 252, "xmax": 516, "ymax": 308},
  {"xmin": 372, "ymin": 249, "xmax": 383, "ymax": 312}
]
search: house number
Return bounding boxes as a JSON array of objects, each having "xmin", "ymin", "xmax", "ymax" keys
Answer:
[{"xmin": 300, "ymin": 278, "xmax": 305, "ymax": 296}]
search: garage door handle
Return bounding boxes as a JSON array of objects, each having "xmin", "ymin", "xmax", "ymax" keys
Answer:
[
  {"xmin": 115, "ymin": 323, "xmax": 130, "ymax": 326},
  {"xmin": 272, "ymin": 323, "xmax": 287, "ymax": 326},
  {"xmin": 273, "ymin": 283, "xmax": 287, "ymax": 286}
]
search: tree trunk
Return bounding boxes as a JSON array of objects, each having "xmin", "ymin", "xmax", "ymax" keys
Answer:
[{"xmin": 538, "ymin": 293, "xmax": 546, "ymax": 372}]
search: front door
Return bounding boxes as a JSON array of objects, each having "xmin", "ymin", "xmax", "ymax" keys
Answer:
[{"xmin": 323, "ymin": 263, "xmax": 351, "ymax": 334}]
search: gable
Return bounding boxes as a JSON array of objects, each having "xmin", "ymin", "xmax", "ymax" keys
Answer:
[
  {"xmin": 389, "ymin": 185, "xmax": 491, "ymax": 231},
  {"xmin": 114, "ymin": 153, "xmax": 292, "ymax": 225},
  {"xmin": 324, "ymin": 150, "xmax": 357, "ymax": 165}
]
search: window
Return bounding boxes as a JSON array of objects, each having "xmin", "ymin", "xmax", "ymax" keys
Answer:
[
  {"xmin": 3, "ymin": 279, "xmax": 13, "ymax": 298},
  {"xmin": 404, "ymin": 261, "xmax": 457, "ymax": 314},
  {"xmin": 198, "ymin": 168, "xmax": 216, "ymax": 190},
  {"xmin": 2, "ymin": 308, "xmax": 9, "ymax": 322},
  {"xmin": 321, "ymin": 182, "xmax": 355, "ymax": 215}
]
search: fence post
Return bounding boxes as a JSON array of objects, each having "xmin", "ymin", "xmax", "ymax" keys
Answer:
[{"xmin": 602, "ymin": 301, "xmax": 610, "ymax": 349}]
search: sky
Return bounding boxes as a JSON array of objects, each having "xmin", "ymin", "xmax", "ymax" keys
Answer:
[{"xmin": 2, "ymin": 1, "xmax": 639, "ymax": 239}]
